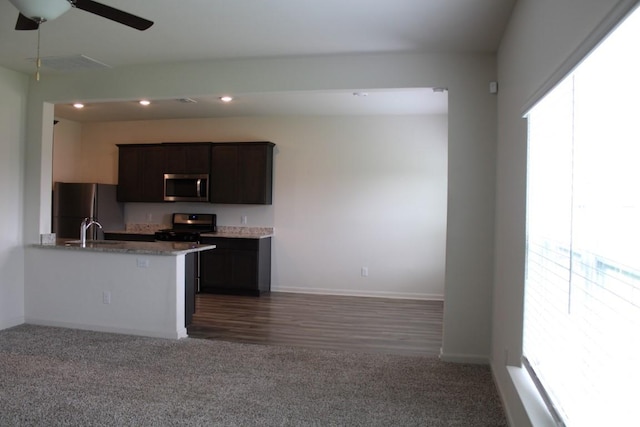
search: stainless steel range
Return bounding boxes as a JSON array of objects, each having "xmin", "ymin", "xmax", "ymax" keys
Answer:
[
  {"xmin": 155, "ymin": 213, "xmax": 217, "ymax": 299},
  {"xmin": 154, "ymin": 213, "xmax": 217, "ymax": 242}
]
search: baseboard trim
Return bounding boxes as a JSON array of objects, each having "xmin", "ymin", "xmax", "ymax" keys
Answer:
[
  {"xmin": 24, "ymin": 318, "xmax": 187, "ymax": 340},
  {"xmin": 0, "ymin": 316, "xmax": 25, "ymax": 331},
  {"xmin": 491, "ymin": 364, "xmax": 518, "ymax": 427},
  {"xmin": 272, "ymin": 287, "xmax": 444, "ymax": 301}
]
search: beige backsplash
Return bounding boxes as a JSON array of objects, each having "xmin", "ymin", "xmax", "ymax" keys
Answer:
[
  {"xmin": 215, "ymin": 226, "xmax": 274, "ymax": 235},
  {"xmin": 125, "ymin": 223, "xmax": 167, "ymax": 233}
]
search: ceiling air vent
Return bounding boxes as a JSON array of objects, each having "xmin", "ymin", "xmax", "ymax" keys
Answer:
[{"xmin": 28, "ymin": 54, "xmax": 112, "ymax": 72}]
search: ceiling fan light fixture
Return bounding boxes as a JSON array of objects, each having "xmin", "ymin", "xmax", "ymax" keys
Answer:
[{"xmin": 9, "ymin": 0, "xmax": 71, "ymax": 21}]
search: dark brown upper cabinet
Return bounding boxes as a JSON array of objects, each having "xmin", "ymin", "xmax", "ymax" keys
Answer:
[
  {"xmin": 163, "ymin": 143, "xmax": 211, "ymax": 174},
  {"xmin": 210, "ymin": 142, "xmax": 275, "ymax": 205},
  {"xmin": 117, "ymin": 144, "xmax": 165, "ymax": 202},
  {"xmin": 117, "ymin": 141, "xmax": 274, "ymax": 204}
]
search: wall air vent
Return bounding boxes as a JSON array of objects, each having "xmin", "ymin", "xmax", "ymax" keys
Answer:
[{"xmin": 28, "ymin": 54, "xmax": 112, "ymax": 72}]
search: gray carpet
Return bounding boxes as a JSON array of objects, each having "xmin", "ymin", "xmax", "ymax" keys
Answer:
[{"xmin": 0, "ymin": 325, "xmax": 507, "ymax": 426}]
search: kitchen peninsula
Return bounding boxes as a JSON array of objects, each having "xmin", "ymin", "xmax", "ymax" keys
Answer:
[
  {"xmin": 25, "ymin": 240, "xmax": 215, "ymax": 339},
  {"xmin": 107, "ymin": 225, "xmax": 275, "ymax": 296}
]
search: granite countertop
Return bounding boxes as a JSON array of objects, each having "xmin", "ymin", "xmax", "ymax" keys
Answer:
[
  {"xmin": 33, "ymin": 239, "xmax": 216, "ymax": 256},
  {"xmin": 106, "ymin": 225, "xmax": 274, "ymax": 239}
]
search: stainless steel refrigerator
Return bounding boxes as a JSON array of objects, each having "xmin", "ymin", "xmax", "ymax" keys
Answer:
[{"xmin": 52, "ymin": 182, "xmax": 125, "ymax": 239}]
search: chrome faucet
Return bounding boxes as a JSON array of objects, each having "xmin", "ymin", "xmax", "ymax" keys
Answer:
[{"xmin": 80, "ymin": 217, "xmax": 102, "ymax": 246}]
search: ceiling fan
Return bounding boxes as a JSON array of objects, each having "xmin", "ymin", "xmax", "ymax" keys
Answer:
[{"xmin": 9, "ymin": 0, "xmax": 153, "ymax": 31}]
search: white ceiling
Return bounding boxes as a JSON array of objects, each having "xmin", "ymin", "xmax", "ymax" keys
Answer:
[
  {"xmin": 53, "ymin": 88, "xmax": 450, "ymax": 122},
  {"xmin": 0, "ymin": 0, "xmax": 516, "ymax": 121}
]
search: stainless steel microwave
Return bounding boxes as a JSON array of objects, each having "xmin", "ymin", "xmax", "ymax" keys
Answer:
[{"xmin": 164, "ymin": 174, "xmax": 209, "ymax": 202}]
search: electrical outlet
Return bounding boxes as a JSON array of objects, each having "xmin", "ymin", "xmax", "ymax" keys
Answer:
[
  {"xmin": 146, "ymin": 213, "xmax": 153, "ymax": 222},
  {"xmin": 102, "ymin": 291, "xmax": 111, "ymax": 304},
  {"xmin": 137, "ymin": 258, "xmax": 149, "ymax": 268},
  {"xmin": 361, "ymin": 267, "xmax": 369, "ymax": 277},
  {"xmin": 241, "ymin": 215, "xmax": 248, "ymax": 225}
]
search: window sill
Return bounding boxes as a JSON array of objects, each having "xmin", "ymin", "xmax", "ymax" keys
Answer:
[{"xmin": 507, "ymin": 365, "xmax": 558, "ymax": 427}]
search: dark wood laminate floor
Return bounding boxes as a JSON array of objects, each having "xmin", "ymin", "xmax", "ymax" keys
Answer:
[{"xmin": 188, "ymin": 292, "xmax": 443, "ymax": 356}]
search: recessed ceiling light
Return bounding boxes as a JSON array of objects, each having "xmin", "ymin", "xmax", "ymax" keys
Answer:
[
  {"xmin": 219, "ymin": 96, "xmax": 233, "ymax": 103},
  {"xmin": 139, "ymin": 100, "xmax": 151, "ymax": 106},
  {"xmin": 73, "ymin": 103, "xmax": 84, "ymax": 109}
]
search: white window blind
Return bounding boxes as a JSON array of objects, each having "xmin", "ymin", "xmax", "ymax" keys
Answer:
[{"xmin": 524, "ymin": 5, "xmax": 640, "ymax": 426}]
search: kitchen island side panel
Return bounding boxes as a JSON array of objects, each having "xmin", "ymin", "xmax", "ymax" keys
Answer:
[{"xmin": 24, "ymin": 248, "xmax": 186, "ymax": 339}]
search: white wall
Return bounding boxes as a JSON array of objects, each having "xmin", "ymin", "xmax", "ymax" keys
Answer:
[
  {"xmin": 492, "ymin": 0, "xmax": 639, "ymax": 425},
  {"xmin": 56, "ymin": 114, "xmax": 448, "ymax": 299},
  {"xmin": 23, "ymin": 52, "xmax": 497, "ymax": 362},
  {"xmin": 52, "ymin": 120, "xmax": 82, "ymax": 184},
  {"xmin": 0, "ymin": 66, "xmax": 28, "ymax": 329}
]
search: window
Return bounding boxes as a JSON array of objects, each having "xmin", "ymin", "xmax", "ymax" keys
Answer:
[{"xmin": 524, "ymin": 5, "xmax": 640, "ymax": 426}]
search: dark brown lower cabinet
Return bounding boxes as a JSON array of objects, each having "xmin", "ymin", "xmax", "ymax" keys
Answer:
[{"xmin": 199, "ymin": 237, "xmax": 271, "ymax": 296}]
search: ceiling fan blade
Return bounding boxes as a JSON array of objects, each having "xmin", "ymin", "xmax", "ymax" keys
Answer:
[
  {"xmin": 72, "ymin": 0, "xmax": 153, "ymax": 31},
  {"xmin": 15, "ymin": 13, "xmax": 39, "ymax": 31}
]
